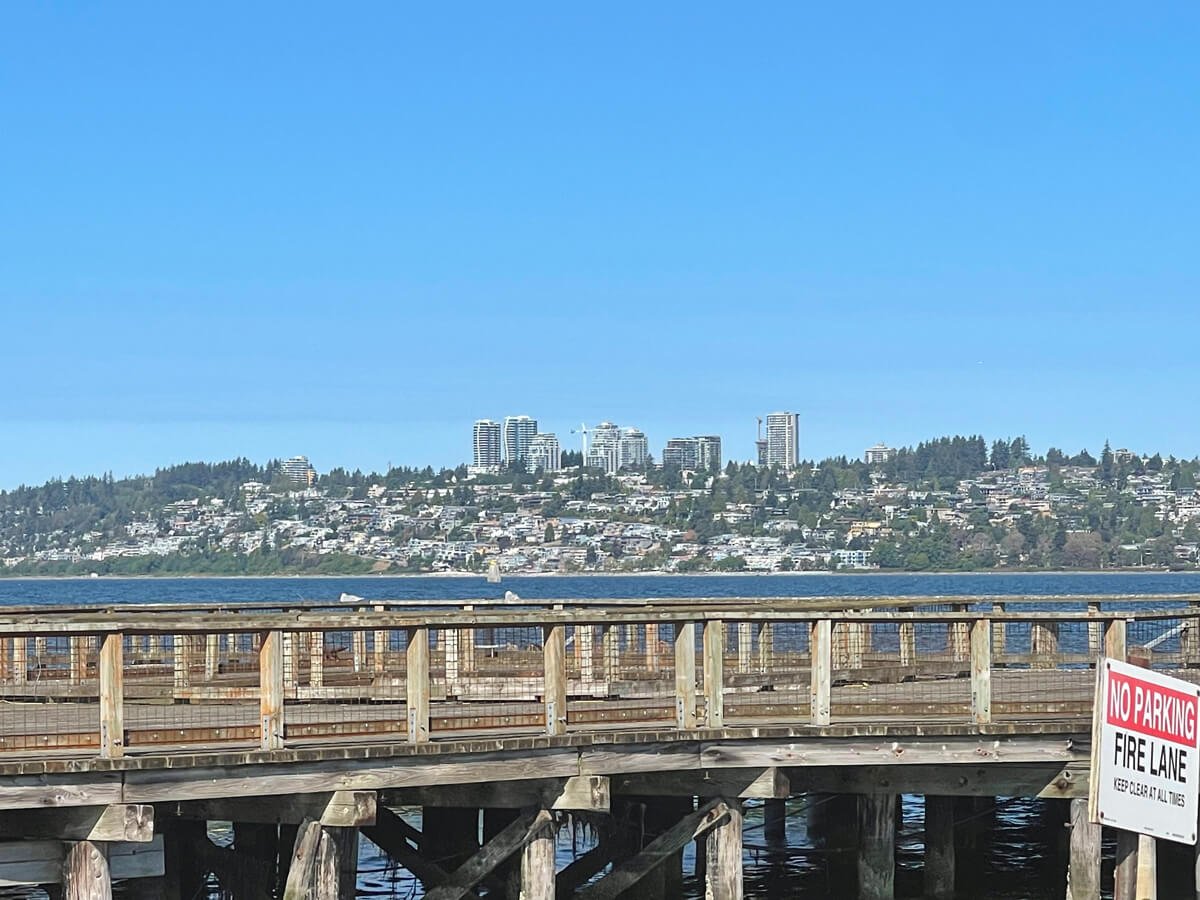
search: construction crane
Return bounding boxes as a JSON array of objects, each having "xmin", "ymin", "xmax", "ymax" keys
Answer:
[{"xmin": 570, "ymin": 422, "xmax": 590, "ymax": 459}]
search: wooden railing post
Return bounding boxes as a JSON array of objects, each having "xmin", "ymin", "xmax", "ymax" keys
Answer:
[
  {"xmin": 644, "ymin": 623, "xmax": 660, "ymax": 674},
  {"xmin": 970, "ymin": 618, "xmax": 991, "ymax": 725},
  {"xmin": 309, "ymin": 632, "xmax": 324, "ymax": 688},
  {"xmin": 992, "ymin": 601, "xmax": 1007, "ymax": 662},
  {"xmin": 282, "ymin": 632, "xmax": 297, "ymax": 691},
  {"xmin": 579, "ymin": 624, "xmax": 595, "ymax": 685},
  {"xmin": 601, "ymin": 624, "xmax": 617, "ymax": 685},
  {"xmin": 898, "ymin": 608, "xmax": 916, "ymax": 666},
  {"xmin": 1087, "ymin": 601, "xmax": 1103, "ymax": 659},
  {"xmin": 949, "ymin": 605, "xmax": 970, "ymax": 662},
  {"xmin": 172, "ymin": 634, "xmax": 191, "ymax": 696},
  {"xmin": 407, "ymin": 626, "xmax": 430, "ymax": 743},
  {"xmin": 703, "ymin": 620, "xmax": 725, "ymax": 728},
  {"xmin": 460, "ymin": 604, "xmax": 475, "ymax": 676},
  {"xmin": 737, "ymin": 623, "xmax": 752, "ymax": 674},
  {"xmin": 1184, "ymin": 602, "xmax": 1200, "ymax": 667},
  {"xmin": 1031, "ymin": 620, "xmax": 1059, "ymax": 669},
  {"xmin": 1104, "ymin": 619, "xmax": 1127, "ymax": 662},
  {"xmin": 69, "ymin": 636, "xmax": 87, "ymax": 685},
  {"xmin": 260, "ymin": 630, "xmax": 284, "ymax": 751},
  {"xmin": 810, "ymin": 619, "xmax": 832, "ymax": 726},
  {"xmin": 544, "ymin": 623, "xmax": 567, "ymax": 736},
  {"xmin": 204, "ymin": 634, "xmax": 220, "ymax": 682},
  {"xmin": 11, "ymin": 637, "xmax": 26, "ymax": 687},
  {"xmin": 675, "ymin": 622, "xmax": 697, "ymax": 729},
  {"xmin": 374, "ymin": 605, "xmax": 389, "ymax": 678},
  {"xmin": 757, "ymin": 622, "xmax": 773, "ymax": 675},
  {"xmin": 99, "ymin": 632, "xmax": 125, "ymax": 759}
]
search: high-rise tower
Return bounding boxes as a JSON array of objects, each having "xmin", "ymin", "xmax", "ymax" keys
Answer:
[
  {"xmin": 472, "ymin": 419, "xmax": 502, "ymax": 470},
  {"xmin": 765, "ymin": 412, "xmax": 800, "ymax": 470},
  {"xmin": 503, "ymin": 415, "xmax": 538, "ymax": 467}
]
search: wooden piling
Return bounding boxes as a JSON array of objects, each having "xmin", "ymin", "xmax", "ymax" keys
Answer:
[
  {"xmin": 1067, "ymin": 797, "xmax": 1100, "ymax": 900},
  {"xmin": 924, "ymin": 796, "xmax": 954, "ymax": 900},
  {"xmin": 858, "ymin": 793, "xmax": 895, "ymax": 900},
  {"xmin": 705, "ymin": 798, "xmax": 743, "ymax": 900},
  {"xmin": 763, "ymin": 799, "xmax": 786, "ymax": 846},
  {"xmin": 62, "ymin": 840, "xmax": 112, "ymax": 900},
  {"xmin": 518, "ymin": 811, "xmax": 556, "ymax": 899}
]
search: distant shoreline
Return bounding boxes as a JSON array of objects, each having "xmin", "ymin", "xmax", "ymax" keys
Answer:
[{"xmin": 0, "ymin": 568, "xmax": 1184, "ymax": 581}]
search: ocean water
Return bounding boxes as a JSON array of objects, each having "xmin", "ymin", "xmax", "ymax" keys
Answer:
[{"xmin": 3, "ymin": 572, "xmax": 1193, "ymax": 898}]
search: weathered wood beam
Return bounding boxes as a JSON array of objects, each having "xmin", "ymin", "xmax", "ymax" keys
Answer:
[
  {"xmin": 555, "ymin": 837, "xmax": 613, "ymax": 895},
  {"xmin": 424, "ymin": 808, "xmax": 554, "ymax": 900},
  {"xmin": 362, "ymin": 806, "xmax": 477, "ymax": 896},
  {"xmin": 164, "ymin": 791, "xmax": 376, "ymax": 827},
  {"xmin": 613, "ymin": 768, "xmax": 790, "ymax": 800},
  {"xmin": 387, "ymin": 776, "xmax": 608, "ymax": 811},
  {"xmin": 0, "ymin": 837, "xmax": 163, "ymax": 887},
  {"xmin": 575, "ymin": 799, "xmax": 731, "ymax": 900},
  {"xmin": 0, "ymin": 805, "xmax": 153, "ymax": 842},
  {"xmin": 783, "ymin": 762, "xmax": 1087, "ymax": 798}
]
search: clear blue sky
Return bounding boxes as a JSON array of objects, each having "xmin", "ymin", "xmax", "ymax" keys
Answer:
[{"xmin": 2, "ymin": 4, "xmax": 1198, "ymax": 487}]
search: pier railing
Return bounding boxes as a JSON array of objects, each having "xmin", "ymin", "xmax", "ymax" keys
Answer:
[{"xmin": 0, "ymin": 597, "xmax": 1196, "ymax": 758}]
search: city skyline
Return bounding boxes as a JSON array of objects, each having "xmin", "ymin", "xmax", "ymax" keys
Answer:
[{"xmin": 2, "ymin": 6, "xmax": 1198, "ymax": 488}]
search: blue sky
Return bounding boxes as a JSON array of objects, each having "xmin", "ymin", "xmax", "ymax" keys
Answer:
[{"xmin": 2, "ymin": 4, "xmax": 1198, "ymax": 486}]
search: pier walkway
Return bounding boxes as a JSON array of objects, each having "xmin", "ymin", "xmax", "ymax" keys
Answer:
[{"xmin": 0, "ymin": 594, "xmax": 1192, "ymax": 898}]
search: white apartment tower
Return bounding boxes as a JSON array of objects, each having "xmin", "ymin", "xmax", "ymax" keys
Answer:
[
  {"xmin": 586, "ymin": 422, "xmax": 621, "ymax": 474},
  {"xmin": 864, "ymin": 443, "xmax": 896, "ymax": 465},
  {"xmin": 765, "ymin": 412, "xmax": 800, "ymax": 470},
  {"xmin": 472, "ymin": 419, "xmax": 502, "ymax": 470},
  {"xmin": 526, "ymin": 433, "xmax": 561, "ymax": 473},
  {"xmin": 619, "ymin": 428, "xmax": 649, "ymax": 470},
  {"xmin": 280, "ymin": 455, "xmax": 316, "ymax": 487},
  {"xmin": 503, "ymin": 415, "xmax": 538, "ymax": 467}
]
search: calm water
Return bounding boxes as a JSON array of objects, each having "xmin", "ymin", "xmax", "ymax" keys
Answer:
[{"xmin": 5, "ymin": 572, "xmax": 1194, "ymax": 899}]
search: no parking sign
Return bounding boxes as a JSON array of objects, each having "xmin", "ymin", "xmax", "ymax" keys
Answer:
[{"xmin": 1093, "ymin": 658, "xmax": 1200, "ymax": 844}]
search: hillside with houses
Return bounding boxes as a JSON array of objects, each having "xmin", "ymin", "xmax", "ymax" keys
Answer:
[{"xmin": 1, "ymin": 439, "xmax": 1198, "ymax": 576}]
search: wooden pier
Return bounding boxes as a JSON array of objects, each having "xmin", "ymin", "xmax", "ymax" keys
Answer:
[{"xmin": 0, "ymin": 594, "xmax": 1195, "ymax": 898}]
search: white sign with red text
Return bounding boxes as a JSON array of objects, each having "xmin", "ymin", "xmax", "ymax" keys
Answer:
[{"xmin": 1096, "ymin": 658, "xmax": 1200, "ymax": 844}]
